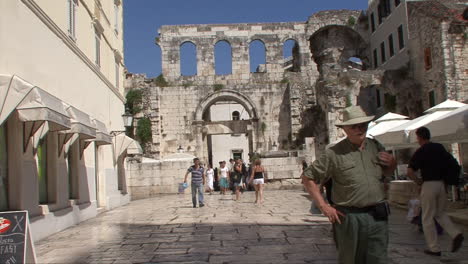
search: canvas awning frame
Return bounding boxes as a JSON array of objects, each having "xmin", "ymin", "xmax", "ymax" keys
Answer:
[
  {"xmin": 90, "ymin": 119, "xmax": 112, "ymax": 146},
  {"xmin": 59, "ymin": 105, "xmax": 97, "ymax": 158},
  {"xmin": 17, "ymin": 87, "xmax": 72, "ymax": 153},
  {"xmin": 0, "ymin": 74, "xmax": 107, "ymax": 156},
  {"xmin": 375, "ymin": 100, "xmax": 466, "ymax": 150},
  {"xmin": 112, "ymin": 133, "xmax": 142, "ymax": 166}
]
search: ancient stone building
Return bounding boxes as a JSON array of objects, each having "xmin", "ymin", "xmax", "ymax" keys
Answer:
[{"xmin": 126, "ymin": 10, "xmax": 385, "ymax": 164}]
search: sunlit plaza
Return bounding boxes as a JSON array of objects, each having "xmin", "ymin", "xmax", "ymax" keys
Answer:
[{"xmin": 0, "ymin": 0, "xmax": 467, "ymax": 263}]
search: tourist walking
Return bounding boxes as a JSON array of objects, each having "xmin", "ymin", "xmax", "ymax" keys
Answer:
[
  {"xmin": 406, "ymin": 126, "xmax": 464, "ymax": 256},
  {"xmin": 249, "ymin": 159, "xmax": 266, "ymax": 204},
  {"xmin": 218, "ymin": 161, "xmax": 230, "ymax": 195},
  {"xmin": 184, "ymin": 158, "xmax": 205, "ymax": 208},
  {"xmin": 205, "ymin": 164, "xmax": 214, "ymax": 195},
  {"xmin": 302, "ymin": 105, "xmax": 397, "ymax": 264},
  {"xmin": 230, "ymin": 163, "xmax": 244, "ymax": 201}
]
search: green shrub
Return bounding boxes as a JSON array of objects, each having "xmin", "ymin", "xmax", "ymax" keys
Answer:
[
  {"xmin": 347, "ymin": 16, "xmax": 356, "ymax": 26},
  {"xmin": 154, "ymin": 74, "xmax": 168, "ymax": 87},
  {"xmin": 125, "ymin": 89, "xmax": 142, "ymax": 115},
  {"xmin": 261, "ymin": 122, "xmax": 267, "ymax": 134},
  {"xmin": 213, "ymin": 84, "xmax": 224, "ymax": 92},
  {"xmin": 136, "ymin": 117, "xmax": 152, "ymax": 145}
]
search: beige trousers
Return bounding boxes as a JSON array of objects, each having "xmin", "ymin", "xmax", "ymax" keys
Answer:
[{"xmin": 420, "ymin": 181, "xmax": 461, "ymax": 252}]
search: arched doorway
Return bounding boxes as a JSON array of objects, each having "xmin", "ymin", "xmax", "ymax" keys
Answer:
[{"xmin": 194, "ymin": 90, "xmax": 258, "ymax": 165}]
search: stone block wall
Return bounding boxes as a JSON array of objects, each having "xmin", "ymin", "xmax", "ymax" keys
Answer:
[
  {"xmin": 261, "ymin": 157, "xmax": 302, "ymax": 180},
  {"xmin": 126, "ymin": 158, "xmax": 193, "ymax": 200},
  {"xmin": 126, "ymin": 9, "xmax": 386, "ymax": 162}
]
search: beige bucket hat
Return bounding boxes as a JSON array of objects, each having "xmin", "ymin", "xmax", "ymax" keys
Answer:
[{"xmin": 335, "ymin": 106, "xmax": 375, "ymax": 127}]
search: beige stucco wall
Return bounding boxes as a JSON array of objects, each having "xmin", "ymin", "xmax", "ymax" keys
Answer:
[{"xmin": 0, "ymin": 0, "xmax": 129, "ymax": 241}]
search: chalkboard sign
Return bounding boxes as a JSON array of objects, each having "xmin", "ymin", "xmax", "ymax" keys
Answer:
[{"xmin": 0, "ymin": 211, "xmax": 28, "ymax": 264}]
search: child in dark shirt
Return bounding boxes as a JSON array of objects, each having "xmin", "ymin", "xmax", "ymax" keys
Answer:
[{"xmin": 231, "ymin": 164, "xmax": 244, "ymax": 201}]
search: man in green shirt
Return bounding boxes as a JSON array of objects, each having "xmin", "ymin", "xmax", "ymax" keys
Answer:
[{"xmin": 303, "ymin": 106, "xmax": 396, "ymax": 264}]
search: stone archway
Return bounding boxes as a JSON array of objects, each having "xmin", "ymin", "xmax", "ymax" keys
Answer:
[
  {"xmin": 195, "ymin": 90, "xmax": 258, "ymax": 121},
  {"xmin": 193, "ymin": 90, "xmax": 259, "ymax": 164}
]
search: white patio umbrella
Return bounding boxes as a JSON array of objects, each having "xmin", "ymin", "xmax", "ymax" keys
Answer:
[
  {"xmin": 367, "ymin": 112, "xmax": 409, "ymax": 138},
  {"xmin": 426, "ymin": 104, "xmax": 468, "ymax": 143},
  {"xmin": 375, "ymin": 100, "xmax": 466, "ymax": 149}
]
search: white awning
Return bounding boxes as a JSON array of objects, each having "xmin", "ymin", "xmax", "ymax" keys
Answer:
[
  {"xmin": 366, "ymin": 112, "xmax": 409, "ymax": 138},
  {"xmin": 0, "ymin": 74, "xmax": 36, "ymax": 126},
  {"xmin": 91, "ymin": 119, "xmax": 112, "ymax": 145},
  {"xmin": 60, "ymin": 105, "xmax": 97, "ymax": 156},
  {"xmin": 375, "ymin": 100, "xmax": 466, "ymax": 149},
  {"xmin": 11, "ymin": 84, "xmax": 72, "ymax": 152},
  {"xmin": 426, "ymin": 104, "xmax": 468, "ymax": 144},
  {"xmin": 113, "ymin": 134, "xmax": 142, "ymax": 164}
]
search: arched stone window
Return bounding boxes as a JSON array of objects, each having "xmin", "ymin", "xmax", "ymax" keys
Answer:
[
  {"xmin": 249, "ymin": 40, "xmax": 266, "ymax": 73},
  {"xmin": 215, "ymin": 40, "xmax": 232, "ymax": 75},
  {"xmin": 180, "ymin": 41, "xmax": 197, "ymax": 76},
  {"xmin": 232, "ymin": 111, "xmax": 240, "ymax": 121},
  {"xmin": 283, "ymin": 39, "xmax": 300, "ymax": 72}
]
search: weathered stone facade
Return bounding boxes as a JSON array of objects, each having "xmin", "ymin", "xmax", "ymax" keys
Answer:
[
  {"xmin": 407, "ymin": 1, "xmax": 468, "ymax": 110},
  {"xmin": 124, "ymin": 5, "xmax": 467, "ymax": 197},
  {"xmin": 126, "ymin": 10, "xmax": 387, "ymax": 163}
]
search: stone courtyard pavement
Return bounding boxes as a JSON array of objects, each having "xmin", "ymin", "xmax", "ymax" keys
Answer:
[{"xmin": 35, "ymin": 190, "xmax": 468, "ymax": 264}]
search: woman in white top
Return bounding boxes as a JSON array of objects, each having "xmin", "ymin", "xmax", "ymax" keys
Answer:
[
  {"xmin": 218, "ymin": 161, "xmax": 230, "ymax": 195},
  {"xmin": 205, "ymin": 164, "xmax": 214, "ymax": 194}
]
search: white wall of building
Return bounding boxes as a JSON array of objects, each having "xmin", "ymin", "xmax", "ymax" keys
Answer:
[
  {"xmin": 209, "ymin": 102, "xmax": 250, "ymax": 165},
  {"xmin": 0, "ymin": 0, "xmax": 129, "ymax": 241},
  {"xmin": 368, "ymin": 0, "xmax": 410, "ymax": 70}
]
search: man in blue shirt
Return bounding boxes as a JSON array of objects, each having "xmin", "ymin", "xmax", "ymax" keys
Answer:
[{"xmin": 184, "ymin": 158, "xmax": 206, "ymax": 208}]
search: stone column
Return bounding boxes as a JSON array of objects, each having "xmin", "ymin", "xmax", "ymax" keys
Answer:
[
  {"xmin": 198, "ymin": 39, "xmax": 215, "ymax": 77},
  {"xmin": 231, "ymin": 39, "xmax": 250, "ymax": 77},
  {"xmin": 161, "ymin": 42, "xmax": 181, "ymax": 80}
]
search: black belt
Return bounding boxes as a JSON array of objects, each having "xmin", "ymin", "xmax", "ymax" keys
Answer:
[{"xmin": 334, "ymin": 204, "xmax": 378, "ymax": 214}]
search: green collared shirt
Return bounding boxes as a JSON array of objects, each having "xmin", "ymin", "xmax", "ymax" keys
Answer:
[{"xmin": 304, "ymin": 138, "xmax": 387, "ymax": 208}]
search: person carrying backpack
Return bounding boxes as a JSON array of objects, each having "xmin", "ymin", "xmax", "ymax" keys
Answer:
[{"xmin": 407, "ymin": 126, "xmax": 464, "ymax": 256}]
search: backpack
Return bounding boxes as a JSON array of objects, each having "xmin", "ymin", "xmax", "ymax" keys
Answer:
[{"xmin": 444, "ymin": 153, "xmax": 461, "ymax": 186}]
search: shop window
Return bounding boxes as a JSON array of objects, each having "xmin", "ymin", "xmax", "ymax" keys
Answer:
[
  {"xmin": 232, "ymin": 150, "xmax": 243, "ymax": 160},
  {"xmin": 37, "ymin": 137, "xmax": 48, "ymax": 204},
  {"xmin": 232, "ymin": 111, "xmax": 240, "ymax": 121},
  {"xmin": 249, "ymin": 40, "xmax": 266, "ymax": 73},
  {"xmin": 215, "ymin": 40, "xmax": 232, "ymax": 75},
  {"xmin": 67, "ymin": 145, "xmax": 78, "ymax": 199},
  {"xmin": 68, "ymin": 0, "xmax": 78, "ymax": 40},
  {"xmin": 114, "ymin": 2, "xmax": 119, "ymax": 35},
  {"xmin": 429, "ymin": 91, "xmax": 436, "ymax": 107},
  {"xmin": 388, "ymin": 34, "xmax": 395, "ymax": 57},
  {"xmin": 180, "ymin": 42, "xmax": 197, "ymax": 76},
  {"xmin": 373, "ymin": 49, "xmax": 378, "ymax": 68},
  {"xmin": 95, "ymin": 30, "xmax": 101, "ymax": 67},
  {"xmin": 0, "ymin": 124, "xmax": 8, "ymax": 211},
  {"xmin": 378, "ymin": 0, "xmax": 391, "ymax": 24},
  {"xmin": 384, "ymin": 93, "xmax": 397, "ymax": 112},
  {"xmin": 398, "ymin": 25, "xmax": 405, "ymax": 50},
  {"xmin": 380, "ymin": 42, "xmax": 386, "ymax": 63},
  {"xmin": 115, "ymin": 61, "xmax": 120, "ymax": 88},
  {"xmin": 376, "ymin": 88, "xmax": 382, "ymax": 108},
  {"xmin": 424, "ymin": 47, "xmax": 432, "ymax": 70}
]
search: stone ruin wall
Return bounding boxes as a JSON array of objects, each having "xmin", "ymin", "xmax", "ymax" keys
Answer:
[
  {"xmin": 126, "ymin": 10, "xmax": 382, "ymax": 161},
  {"xmin": 122, "ymin": 9, "xmax": 400, "ymax": 197}
]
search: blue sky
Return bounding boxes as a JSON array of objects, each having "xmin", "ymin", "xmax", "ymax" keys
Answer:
[{"xmin": 123, "ymin": 0, "xmax": 368, "ymax": 78}]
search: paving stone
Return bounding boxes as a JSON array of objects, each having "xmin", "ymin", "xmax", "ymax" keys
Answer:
[{"xmin": 34, "ymin": 190, "xmax": 468, "ymax": 264}]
